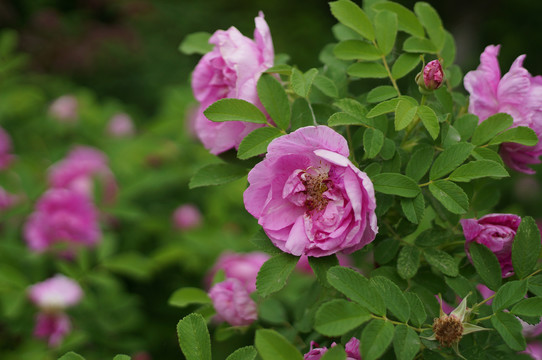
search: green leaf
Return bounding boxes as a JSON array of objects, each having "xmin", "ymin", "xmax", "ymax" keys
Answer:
[
  {"xmin": 492, "ymin": 280, "xmax": 528, "ymax": 312},
  {"xmin": 375, "ymin": 238, "xmax": 400, "ymax": 265},
  {"xmin": 490, "ymin": 311, "xmax": 526, "ymax": 351},
  {"xmin": 402, "ymin": 37, "xmax": 437, "ymax": 54},
  {"xmin": 445, "ymin": 275, "xmax": 476, "ymax": 299},
  {"xmin": 333, "ymin": 98, "xmax": 366, "ymax": 116},
  {"xmin": 511, "ymin": 297, "xmax": 542, "ymax": 317},
  {"xmin": 397, "ymin": 246, "xmax": 421, "ymax": 280},
  {"xmin": 471, "ymin": 147, "xmax": 504, "ymax": 167},
  {"xmin": 101, "ymin": 252, "xmax": 152, "ymax": 280},
  {"xmin": 429, "ymin": 142, "xmax": 475, "ymax": 180},
  {"xmin": 256, "ymin": 253, "xmax": 299, "ymax": 297},
  {"xmin": 371, "ymin": 276, "xmax": 410, "ymax": 322},
  {"xmin": 391, "ymin": 53, "xmax": 421, "ymax": 80},
  {"xmin": 401, "ymin": 194, "xmax": 425, "ymax": 224},
  {"xmin": 395, "ymin": 100, "xmax": 417, "ymax": 131},
  {"xmin": 255, "ymin": 329, "xmax": 304, "ymax": 360},
  {"xmin": 414, "ymin": 2, "xmax": 445, "ymax": 51},
  {"xmin": 177, "ymin": 313, "xmax": 212, "ymax": 360},
  {"xmin": 404, "ymin": 293, "xmax": 426, "ymax": 327},
  {"xmin": 291, "ymin": 68, "xmax": 319, "ymax": 98},
  {"xmin": 417, "ymin": 105, "xmax": 439, "ymax": 140},
  {"xmin": 361, "ymin": 319, "xmax": 395, "ymax": 360},
  {"xmin": 328, "ymin": 112, "xmax": 373, "ymax": 127},
  {"xmin": 454, "ymin": 114, "xmax": 479, "ymax": 141},
  {"xmin": 406, "ymin": 145, "xmax": 434, "ymax": 182},
  {"xmin": 367, "ymin": 85, "xmax": 398, "ymax": 103},
  {"xmin": 189, "ymin": 164, "xmax": 248, "ymax": 189},
  {"xmin": 440, "ymin": 31, "xmax": 456, "ymax": 67},
  {"xmin": 315, "ymin": 299, "xmax": 371, "ymax": 336},
  {"xmin": 204, "ymin": 99, "xmax": 267, "ymax": 123},
  {"xmin": 308, "ymin": 255, "xmax": 339, "ymax": 288},
  {"xmin": 237, "ymin": 127, "xmax": 283, "ymax": 160},
  {"xmin": 372, "ymin": 173, "xmax": 420, "ymax": 198},
  {"xmin": 291, "ymin": 98, "xmax": 315, "ymax": 130},
  {"xmin": 330, "ymin": 0, "xmax": 375, "ymax": 41},
  {"xmin": 264, "ymin": 64, "xmax": 292, "ymax": 75},
  {"xmin": 169, "ymin": 287, "xmax": 211, "ymax": 308},
  {"xmin": 393, "ymin": 325, "xmax": 420, "ymax": 360},
  {"xmin": 529, "ymin": 276, "xmax": 542, "ymax": 297},
  {"xmin": 512, "ymin": 216, "xmax": 542, "ymax": 279},
  {"xmin": 381, "ymin": 138, "xmax": 397, "ymax": 160},
  {"xmin": 259, "ymin": 298, "xmax": 287, "ymax": 324},
  {"xmin": 448, "ymin": 160, "xmax": 508, "ymax": 182},
  {"xmin": 250, "ymin": 229, "xmax": 281, "ymax": 254},
  {"xmin": 113, "ymin": 356, "xmax": 131, "ymax": 360},
  {"xmin": 428, "ymin": 180, "xmax": 468, "ymax": 214},
  {"xmin": 226, "ymin": 346, "xmax": 258, "ymax": 360},
  {"xmin": 374, "ymin": 10, "xmax": 398, "ymax": 55},
  {"xmin": 367, "ymin": 98, "xmax": 401, "ymax": 118},
  {"xmin": 333, "ymin": 40, "xmax": 381, "ymax": 61},
  {"xmin": 58, "ymin": 353, "xmax": 86, "ymax": 360},
  {"xmin": 372, "ymin": 2, "xmax": 424, "ymax": 37},
  {"xmin": 321, "ymin": 346, "xmax": 347, "ymax": 360},
  {"xmin": 257, "ymin": 74, "xmax": 290, "ymax": 130},
  {"xmin": 327, "ymin": 266, "xmax": 386, "ymax": 315},
  {"xmin": 179, "ymin": 32, "xmax": 213, "ymax": 55},
  {"xmin": 313, "ymin": 75, "xmax": 339, "ymax": 98},
  {"xmin": 423, "ymin": 248, "xmax": 458, "ymax": 277},
  {"xmin": 468, "ymin": 242, "xmax": 502, "ymax": 291},
  {"xmin": 347, "ymin": 62, "xmax": 388, "ymax": 78},
  {"xmin": 488, "ymin": 126, "xmax": 538, "ymax": 146},
  {"xmin": 471, "ymin": 113, "xmax": 513, "ymax": 145},
  {"xmin": 363, "ymin": 128, "xmax": 385, "ymax": 158}
]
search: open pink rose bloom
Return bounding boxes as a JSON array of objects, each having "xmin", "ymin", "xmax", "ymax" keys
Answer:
[
  {"xmin": 244, "ymin": 126, "xmax": 378, "ymax": 257},
  {"xmin": 464, "ymin": 45, "xmax": 542, "ymax": 174},
  {"xmin": 206, "ymin": 251, "xmax": 269, "ymax": 293},
  {"xmin": 303, "ymin": 337, "xmax": 361, "ymax": 360},
  {"xmin": 191, "ymin": 12, "xmax": 274, "ymax": 154},
  {"xmin": 208, "ymin": 278, "xmax": 258, "ymax": 327},
  {"xmin": 461, "ymin": 213, "xmax": 521, "ymax": 277}
]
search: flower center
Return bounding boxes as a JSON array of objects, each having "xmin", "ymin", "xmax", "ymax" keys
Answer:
[
  {"xmin": 301, "ymin": 169, "xmax": 330, "ymax": 211},
  {"xmin": 432, "ymin": 315, "xmax": 464, "ymax": 347}
]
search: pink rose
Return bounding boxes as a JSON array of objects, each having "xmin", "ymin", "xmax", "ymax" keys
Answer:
[
  {"xmin": 33, "ymin": 312, "xmax": 72, "ymax": 347},
  {"xmin": 172, "ymin": 204, "xmax": 202, "ymax": 230},
  {"xmin": 49, "ymin": 95, "xmax": 78, "ymax": 123},
  {"xmin": 0, "ymin": 126, "xmax": 14, "ymax": 170},
  {"xmin": 344, "ymin": 337, "xmax": 361, "ymax": 360},
  {"xmin": 206, "ymin": 251, "xmax": 269, "ymax": 293},
  {"xmin": 48, "ymin": 146, "xmax": 118, "ymax": 204},
  {"xmin": 523, "ymin": 341, "xmax": 542, "ymax": 360},
  {"xmin": 423, "ymin": 60, "xmax": 444, "ymax": 90},
  {"xmin": 0, "ymin": 186, "xmax": 19, "ymax": 211},
  {"xmin": 303, "ymin": 338, "xmax": 361, "ymax": 360},
  {"xmin": 191, "ymin": 12, "xmax": 274, "ymax": 154},
  {"xmin": 208, "ymin": 278, "xmax": 258, "ymax": 326},
  {"xmin": 243, "ymin": 126, "xmax": 378, "ymax": 257},
  {"xmin": 24, "ymin": 188, "xmax": 101, "ymax": 253},
  {"xmin": 461, "ymin": 213, "xmax": 521, "ymax": 277},
  {"xmin": 304, "ymin": 341, "xmax": 329, "ymax": 360},
  {"xmin": 107, "ymin": 113, "xmax": 135, "ymax": 137},
  {"xmin": 464, "ymin": 45, "xmax": 542, "ymax": 174}
]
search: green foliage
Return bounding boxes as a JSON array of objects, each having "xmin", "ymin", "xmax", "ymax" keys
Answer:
[
  {"xmin": 315, "ymin": 299, "xmax": 371, "ymax": 336},
  {"xmin": 225, "ymin": 346, "xmax": 258, "ymax": 360},
  {"xmin": 179, "ymin": 32, "xmax": 213, "ymax": 55},
  {"xmin": 469, "ymin": 243, "xmax": 502, "ymax": 291},
  {"xmin": 255, "ymin": 329, "xmax": 303, "ymax": 360},
  {"xmin": 512, "ymin": 216, "xmax": 542, "ymax": 279},
  {"xmin": 168, "ymin": 287, "xmax": 211, "ymax": 308},
  {"xmin": 177, "ymin": 314, "xmax": 212, "ymax": 360},
  {"xmin": 393, "ymin": 325, "xmax": 420, "ymax": 360},
  {"xmin": 237, "ymin": 127, "xmax": 283, "ymax": 159},
  {"xmin": 257, "ymin": 74, "xmax": 291, "ymax": 130},
  {"xmin": 361, "ymin": 319, "xmax": 395, "ymax": 360},
  {"xmin": 204, "ymin": 98, "xmax": 267, "ymax": 123},
  {"xmin": 189, "ymin": 164, "xmax": 248, "ymax": 188},
  {"xmin": 372, "ymin": 173, "xmax": 420, "ymax": 197},
  {"xmin": 256, "ymin": 253, "xmax": 299, "ymax": 297}
]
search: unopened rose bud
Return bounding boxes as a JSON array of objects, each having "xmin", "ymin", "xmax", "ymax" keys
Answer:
[
  {"xmin": 172, "ymin": 204, "xmax": 202, "ymax": 230},
  {"xmin": 423, "ymin": 60, "xmax": 444, "ymax": 90}
]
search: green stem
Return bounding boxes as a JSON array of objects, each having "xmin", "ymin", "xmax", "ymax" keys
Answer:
[
  {"xmin": 306, "ymin": 98, "xmax": 318, "ymax": 126},
  {"xmin": 373, "ymin": 40, "xmax": 401, "ymax": 96},
  {"xmin": 370, "ymin": 314, "xmax": 425, "ymax": 332}
]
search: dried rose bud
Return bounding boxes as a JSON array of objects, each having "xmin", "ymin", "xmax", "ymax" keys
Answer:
[
  {"xmin": 432, "ymin": 314, "xmax": 464, "ymax": 347},
  {"xmin": 423, "ymin": 60, "xmax": 444, "ymax": 90}
]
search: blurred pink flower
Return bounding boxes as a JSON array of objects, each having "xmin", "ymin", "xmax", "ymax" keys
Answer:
[
  {"xmin": 464, "ymin": 45, "xmax": 542, "ymax": 174},
  {"xmin": 244, "ymin": 126, "xmax": 378, "ymax": 257},
  {"xmin": 476, "ymin": 284, "xmax": 495, "ymax": 305},
  {"xmin": 48, "ymin": 146, "xmax": 118, "ymax": 204},
  {"xmin": 0, "ymin": 126, "xmax": 14, "ymax": 170},
  {"xmin": 191, "ymin": 12, "xmax": 274, "ymax": 154},
  {"xmin": 206, "ymin": 251, "xmax": 269, "ymax": 293},
  {"xmin": 49, "ymin": 95, "xmax": 78, "ymax": 123},
  {"xmin": 107, "ymin": 113, "xmax": 135, "ymax": 137},
  {"xmin": 33, "ymin": 312, "xmax": 72, "ymax": 347},
  {"xmin": 172, "ymin": 204, "xmax": 202, "ymax": 230},
  {"xmin": 423, "ymin": 60, "xmax": 444, "ymax": 90},
  {"xmin": 208, "ymin": 278, "xmax": 257, "ymax": 326},
  {"xmin": 24, "ymin": 188, "xmax": 101, "ymax": 253},
  {"xmin": 461, "ymin": 213, "xmax": 521, "ymax": 277},
  {"xmin": 523, "ymin": 341, "xmax": 542, "ymax": 360},
  {"xmin": 0, "ymin": 186, "xmax": 19, "ymax": 211},
  {"xmin": 28, "ymin": 274, "xmax": 83, "ymax": 310}
]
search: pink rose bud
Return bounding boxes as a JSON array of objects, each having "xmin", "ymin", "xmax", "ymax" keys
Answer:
[
  {"xmin": 423, "ymin": 60, "xmax": 444, "ymax": 90},
  {"xmin": 132, "ymin": 352, "xmax": 152, "ymax": 360},
  {"xmin": 107, "ymin": 113, "xmax": 135, "ymax": 137},
  {"xmin": 523, "ymin": 341, "xmax": 542, "ymax": 360},
  {"xmin": 344, "ymin": 337, "xmax": 362, "ymax": 360},
  {"xmin": 304, "ymin": 341, "xmax": 329, "ymax": 360},
  {"xmin": 206, "ymin": 251, "xmax": 269, "ymax": 293},
  {"xmin": 49, "ymin": 95, "xmax": 78, "ymax": 123},
  {"xmin": 191, "ymin": 12, "xmax": 274, "ymax": 154},
  {"xmin": 33, "ymin": 312, "xmax": 72, "ymax": 347},
  {"xmin": 48, "ymin": 146, "xmax": 118, "ymax": 204},
  {"xmin": 303, "ymin": 338, "xmax": 361, "ymax": 360},
  {"xmin": 24, "ymin": 188, "xmax": 102, "ymax": 253},
  {"xmin": 464, "ymin": 45, "xmax": 542, "ymax": 174},
  {"xmin": 244, "ymin": 126, "xmax": 378, "ymax": 257},
  {"xmin": 461, "ymin": 213, "xmax": 521, "ymax": 277},
  {"xmin": 0, "ymin": 186, "xmax": 19, "ymax": 211},
  {"xmin": 0, "ymin": 126, "xmax": 14, "ymax": 170},
  {"xmin": 172, "ymin": 204, "xmax": 202, "ymax": 230},
  {"xmin": 208, "ymin": 278, "xmax": 258, "ymax": 326}
]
